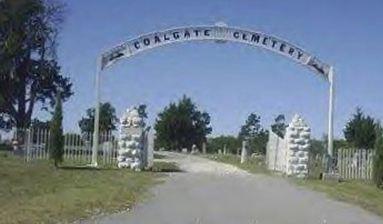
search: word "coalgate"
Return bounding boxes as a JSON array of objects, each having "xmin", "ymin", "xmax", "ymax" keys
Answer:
[{"xmin": 133, "ymin": 29, "xmax": 212, "ymax": 50}]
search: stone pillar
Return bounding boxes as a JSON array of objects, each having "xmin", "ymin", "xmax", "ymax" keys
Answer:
[
  {"xmin": 223, "ymin": 144, "xmax": 227, "ymax": 155},
  {"xmin": 285, "ymin": 114, "xmax": 310, "ymax": 178},
  {"xmin": 117, "ymin": 107, "xmax": 145, "ymax": 171},
  {"xmin": 240, "ymin": 140, "xmax": 248, "ymax": 164}
]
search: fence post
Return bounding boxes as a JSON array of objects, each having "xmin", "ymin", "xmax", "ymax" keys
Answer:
[
  {"xmin": 240, "ymin": 140, "xmax": 248, "ymax": 164},
  {"xmin": 26, "ymin": 128, "xmax": 31, "ymax": 162}
]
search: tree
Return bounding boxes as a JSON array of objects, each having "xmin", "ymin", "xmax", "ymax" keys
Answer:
[
  {"xmin": 238, "ymin": 113, "xmax": 269, "ymax": 154},
  {"xmin": 207, "ymin": 135, "xmax": 241, "ymax": 154},
  {"xmin": 0, "ymin": 0, "xmax": 73, "ymax": 130},
  {"xmin": 78, "ymin": 102, "xmax": 118, "ymax": 133},
  {"xmin": 271, "ymin": 114, "xmax": 287, "ymax": 138},
  {"xmin": 137, "ymin": 104, "xmax": 148, "ymax": 119},
  {"xmin": 373, "ymin": 124, "xmax": 383, "ymax": 188},
  {"xmin": 344, "ymin": 107, "xmax": 378, "ymax": 149},
  {"xmin": 154, "ymin": 95, "xmax": 212, "ymax": 151},
  {"xmin": 49, "ymin": 93, "xmax": 63, "ymax": 167},
  {"xmin": 31, "ymin": 118, "xmax": 50, "ymax": 129}
]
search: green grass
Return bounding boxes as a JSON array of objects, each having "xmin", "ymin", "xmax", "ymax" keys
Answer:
[
  {"xmin": 151, "ymin": 161, "xmax": 182, "ymax": 172},
  {"xmin": 0, "ymin": 152, "xmax": 172, "ymax": 224},
  {"xmin": 295, "ymin": 179, "xmax": 383, "ymax": 217},
  {"xmin": 204, "ymin": 153, "xmax": 383, "ymax": 217},
  {"xmin": 153, "ymin": 153, "xmax": 167, "ymax": 159}
]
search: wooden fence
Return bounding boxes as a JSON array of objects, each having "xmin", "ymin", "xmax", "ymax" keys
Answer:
[{"xmin": 336, "ymin": 148, "xmax": 374, "ymax": 180}]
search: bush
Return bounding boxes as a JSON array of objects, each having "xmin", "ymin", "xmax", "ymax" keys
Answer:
[
  {"xmin": 0, "ymin": 143, "xmax": 12, "ymax": 151},
  {"xmin": 373, "ymin": 127, "xmax": 383, "ymax": 188}
]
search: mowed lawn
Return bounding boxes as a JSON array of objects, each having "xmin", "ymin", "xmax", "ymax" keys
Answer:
[
  {"xmin": 0, "ymin": 152, "xmax": 166, "ymax": 224},
  {"xmin": 205, "ymin": 154, "xmax": 383, "ymax": 217}
]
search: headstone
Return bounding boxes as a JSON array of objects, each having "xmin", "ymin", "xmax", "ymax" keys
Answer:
[
  {"xmin": 223, "ymin": 144, "xmax": 227, "ymax": 155},
  {"xmin": 117, "ymin": 107, "xmax": 145, "ymax": 171},
  {"xmin": 218, "ymin": 149, "xmax": 222, "ymax": 154},
  {"xmin": 191, "ymin": 144, "xmax": 198, "ymax": 154},
  {"xmin": 182, "ymin": 148, "xmax": 188, "ymax": 153},
  {"xmin": 240, "ymin": 140, "xmax": 248, "ymax": 164}
]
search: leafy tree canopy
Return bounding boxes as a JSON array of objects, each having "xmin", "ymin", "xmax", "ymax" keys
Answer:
[
  {"xmin": 238, "ymin": 113, "xmax": 269, "ymax": 154},
  {"xmin": 154, "ymin": 95, "xmax": 212, "ymax": 151},
  {"xmin": 343, "ymin": 107, "xmax": 378, "ymax": 149},
  {"xmin": 78, "ymin": 102, "xmax": 118, "ymax": 133},
  {"xmin": 0, "ymin": 0, "xmax": 72, "ymax": 130},
  {"xmin": 271, "ymin": 114, "xmax": 287, "ymax": 138}
]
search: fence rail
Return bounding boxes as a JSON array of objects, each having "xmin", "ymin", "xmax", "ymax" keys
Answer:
[{"xmin": 16, "ymin": 128, "xmax": 118, "ymax": 166}]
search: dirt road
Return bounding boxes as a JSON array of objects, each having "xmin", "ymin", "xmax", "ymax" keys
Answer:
[{"xmin": 91, "ymin": 152, "xmax": 382, "ymax": 224}]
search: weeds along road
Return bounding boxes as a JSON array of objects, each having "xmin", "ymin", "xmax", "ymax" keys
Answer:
[{"xmin": 90, "ymin": 152, "xmax": 382, "ymax": 224}]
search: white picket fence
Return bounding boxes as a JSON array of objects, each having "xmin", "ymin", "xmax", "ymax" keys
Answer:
[
  {"xmin": 17, "ymin": 128, "xmax": 118, "ymax": 165},
  {"xmin": 336, "ymin": 148, "xmax": 374, "ymax": 180}
]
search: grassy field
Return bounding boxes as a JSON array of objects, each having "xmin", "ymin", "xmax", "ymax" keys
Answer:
[
  {"xmin": 295, "ymin": 179, "xmax": 383, "ymax": 217},
  {"xmin": 205, "ymin": 153, "xmax": 383, "ymax": 217},
  {"xmin": 0, "ymin": 152, "xmax": 174, "ymax": 224}
]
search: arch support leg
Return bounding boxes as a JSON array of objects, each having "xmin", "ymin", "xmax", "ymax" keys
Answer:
[{"xmin": 327, "ymin": 67, "xmax": 335, "ymax": 172}]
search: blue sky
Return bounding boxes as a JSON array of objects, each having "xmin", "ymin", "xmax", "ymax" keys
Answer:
[{"xmin": 48, "ymin": 0, "xmax": 382, "ymax": 138}]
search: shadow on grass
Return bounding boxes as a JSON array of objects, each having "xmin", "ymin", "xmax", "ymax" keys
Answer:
[
  {"xmin": 150, "ymin": 167, "xmax": 184, "ymax": 173},
  {"xmin": 59, "ymin": 163, "xmax": 184, "ymax": 173},
  {"xmin": 60, "ymin": 166, "xmax": 100, "ymax": 170}
]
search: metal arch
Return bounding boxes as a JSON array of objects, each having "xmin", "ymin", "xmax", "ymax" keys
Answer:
[
  {"xmin": 91, "ymin": 24, "xmax": 335, "ymax": 170},
  {"xmin": 100, "ymin": 25, "xmax": 331, "ymax": 80}
]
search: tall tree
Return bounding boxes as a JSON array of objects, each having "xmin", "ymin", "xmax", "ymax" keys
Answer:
[
  {"xmin": 78, "ymin": 102, "xmax": 118, "ymax": 133},
  {"xmin": 49, "ymin": 92, "xmax": 63, "ymax": 167},
  {"xmin": 154, "ymin": 95, "xmax": 212, "ymax": 151},
  {"xmin": 343, "ymin": 107, "xmax": 378, "ymax": 149},
  {"xmin": 271, "ymin": 114, "xmax": 287, "ymax": 138},
  {"xmin": 0, "ymin": 0, "xmax": 72, "ymax": 130},
  {"xmin": 238, "ymin": 113, "xmax": 269, "ymax": 154}
]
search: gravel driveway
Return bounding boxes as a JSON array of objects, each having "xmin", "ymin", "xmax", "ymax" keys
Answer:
[{"xmin": 90, "ymin": 152, "xmax": 383, "ymax": 224}]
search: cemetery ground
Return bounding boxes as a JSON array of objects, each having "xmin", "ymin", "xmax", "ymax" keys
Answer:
[
  {"xmin": 0, "ymin": 152, "xmax": 177, "ymax": 224},
  {"xmin": 206, "ymin": 154, "xmax": 383, "ymax": 218}
]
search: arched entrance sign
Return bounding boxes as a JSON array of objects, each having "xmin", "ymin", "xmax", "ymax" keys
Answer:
[{"xmin": 91, "ymin": 24, "xmax": 335, "ymax": 168}]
